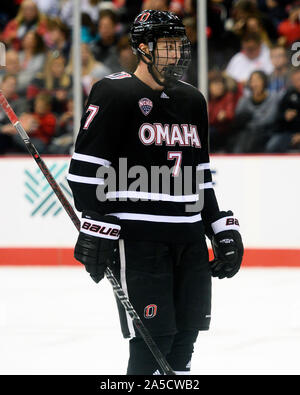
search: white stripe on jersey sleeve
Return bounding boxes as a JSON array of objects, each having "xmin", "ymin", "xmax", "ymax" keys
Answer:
[
  {"xmin": 106, "ymin": 191, "xmax": 199, "ymax": 203},
  {"xmin": 199, "ymin": 182, "xmax": 214, "ymax": 190},
  {"xmin": 72, "ymin": 152, "xmax": 111, "ymax": 167},
  {"xmin": 197, "ymin": 163, "xmax": 210, "ymax": 171},
  {"xmin": 67, "ymin": 173, "xmax": 105, "ymax": 185},
  {"xmin": 108, "ymin": 213, "xmax": 202, "ymax": 224}
]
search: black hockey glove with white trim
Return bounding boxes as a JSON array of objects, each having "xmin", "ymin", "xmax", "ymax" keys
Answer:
[
  {"xmin": 209, "ymin": 211, "xmax": 244, "ymax": 279},
  {"xmin": 74, "ymin": 211, "xmax": 121, "ymax": 283}
]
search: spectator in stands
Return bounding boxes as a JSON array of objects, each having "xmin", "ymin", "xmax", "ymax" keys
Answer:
[
  {"xmin": 257, "ymin": 0, "xmax": 288, "ymax": 28},
  {"xmin": 27, "ymin": 53, "xmax": 72, "ymax": 116},
  {"xmin": 18, "ymin": 30, "xmax": 46, "ymax": 94},
  {"xmin": 143, "ymin": 0, "xmax": 185, "ymax": 15},
  {"xmin": 183, "ymin": 16, "xmax": 198, "ymax": 86},
  {"xmin": 278, "ymin": 3, "xmax": 300, "ymax": 47},
  {"xmin": 142, "ymin": 0, "xmax": 186, "ymax": 14},
  {"xmin": 90, "ymin": 9, "xmax": 121, "ymax": 72},
  {"xmin": 229, "ymin": 0, "xmax": 259, "ymax": 36},
  {"xmin": 232, "ymin": 70, "xmax": 279, "ymax": 152},
  {"xmin": 0, "ymin": 74, "xmax": 29, "ymax": 154},
  {"xmin": 47, "ymin": 94, "xmax": 74, "ymax": 154},
  {"xmin": 226, "ymin": 32, "xmax": 274, "ymax": 84},
  {"xmin": 32, "ymin": 0, "xmax": 60, "ymax": 18},
  {"xmin": 207, "ymin": 0, "xmax": 241, "ymax": 71},
  {"xmin": 0, "ymin": 4, "xmax": 19, "ymax": 32},
  {"xmin": 266, "ymin": 67, "xmax": 300, "ymax": 152},
  {"xmin": 142, "ymin": 0, "xmax": 171, "ymax": 11},
  {"xmin": 81, "ymin": 13, "xmax": 98, "ymax": 44},
  {"xmin": 0, "ymin": 50, "xmax": 20, "ymax": 83},
  {"xmin": 208, "ymin": 72, "xmax": 241, "ymax": 152},
  {"xmin": 2, "ymin": 0, "xmax": 48, "ymax": 51},
  {"xmin": 115, "ymin": 1, "xmax": 143, "ymax": 26},
  {"xmin": 116, "ymin": 35, "xmax": 138, "ymax": 73},
  {"xmin": 77, "ymin": 43, "xmax": 110, "ymax": 96},
  {"xmin": 228, "ymin": 0, "xmax": 278, "ymax": 43},
  {"xmin": 80, "ymin": 0, "xmax": 102, "ymax": 24},
  {"xmin": 183, "ymin": 0, "xmax": 197, "ymax": 17},
  {"xmin": 47, "ymin": 18, "xmax": 71, "ymax": 61},
  {"xmin": 170, "ymin": 0, "xmax": 185, "ymax": 15},
  {"xmin": 11, "ymin": 93, "xmax": 56, "ymax": 154},
  {"xmin": 268, "ymin": 45, "xmax": 290, "ymax": 95},
  {"xmin": 60, "ymin": 0, "xmax": 102, "ymax": 27},
  {"xmin": 244, "ymin": 16, "xmax": 274, "ymax": 47}
]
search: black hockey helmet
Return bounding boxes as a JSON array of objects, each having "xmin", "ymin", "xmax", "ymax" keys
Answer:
[{"xmin": 130, "ymin": 10, "xmax": 191, "ymax": 85}]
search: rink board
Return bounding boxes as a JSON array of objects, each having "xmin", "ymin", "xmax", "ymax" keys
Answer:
[{"xmin": 0, "ymin": 155, "xmax": 299, "ymax": 266}]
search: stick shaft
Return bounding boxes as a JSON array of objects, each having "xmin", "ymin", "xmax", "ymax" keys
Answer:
[{"xmin": 0, "ymin": 91, "xmax": 175, "ymax": 375}]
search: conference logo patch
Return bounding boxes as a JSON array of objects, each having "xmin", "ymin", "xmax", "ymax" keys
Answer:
[{"xmin": 139, "ymin": 98, "xmax": 153, "ymax": 116}]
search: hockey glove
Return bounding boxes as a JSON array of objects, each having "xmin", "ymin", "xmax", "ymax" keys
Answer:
[
  {"xmin": 74, "ymin": 211, "xmax": 121, "ymax": 283},
  {"xmin": 209, "ymin": 211, "xmax": 244, "ymax": 279}
]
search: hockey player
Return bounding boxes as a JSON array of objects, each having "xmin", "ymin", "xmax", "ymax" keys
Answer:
[{"xmin": 67, "ymin": 10, "xmax": 244, "ymax": 375}]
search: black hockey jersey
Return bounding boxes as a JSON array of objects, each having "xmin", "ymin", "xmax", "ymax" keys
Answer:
[{"xmin": 67, "ymin": 72, "xmax": 219, "ymax": 243}]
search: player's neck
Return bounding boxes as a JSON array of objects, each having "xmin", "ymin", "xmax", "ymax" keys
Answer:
[{"xmin": 134, "ymin": 63, "xmax": 164, "ymax": 91}]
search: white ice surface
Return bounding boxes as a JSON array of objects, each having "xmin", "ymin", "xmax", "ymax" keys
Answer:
[{"xmin": 0, "ymin": 267, "xmax": 299, "ymax": 375}]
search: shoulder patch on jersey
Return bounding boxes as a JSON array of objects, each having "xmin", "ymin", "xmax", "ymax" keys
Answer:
[{"xmin": 105, "ymin": 72, "xmax": 132, "ymax": 80}]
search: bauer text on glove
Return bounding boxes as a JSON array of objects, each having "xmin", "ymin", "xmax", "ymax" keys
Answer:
[{"xmin": 74, "ymin": 211, "xmax": 121, "ymax": 283}]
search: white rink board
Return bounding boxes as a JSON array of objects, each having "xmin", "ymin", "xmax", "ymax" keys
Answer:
[
  {"xmin": 0, "ymin": 157, "xmax": 79, "ymax": 247},
  {"xmin": 0, "ymin": 155, "xmax": 299, "ymax": 248},
  {"xmin": 210, "ymin": 155, "xmax": 300, "ymax": 248}
]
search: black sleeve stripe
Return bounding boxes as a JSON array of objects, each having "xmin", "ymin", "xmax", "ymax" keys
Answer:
[
  {"xmin": 69, "ymin": 159, "xmax": 105, "ymax": 178},
  {"xmin": 67, "ymin": 182, "xmax": 103, "ymax": 213},
  {"xmin": 204, "ymin": 169, "xmax": 213, "ymax": 183},
  {"xmin": 197, "ymin": 167, "xmax": 213, "ymax": 184}
]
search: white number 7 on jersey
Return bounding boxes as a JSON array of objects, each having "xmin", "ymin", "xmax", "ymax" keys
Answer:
[
  {"xmin": 168, "ymin": 152, "xmax": 182, "ymax": 177},
  {"xmin": 83, "ymin": 105, "xmax": 99, "ymax": 130}
]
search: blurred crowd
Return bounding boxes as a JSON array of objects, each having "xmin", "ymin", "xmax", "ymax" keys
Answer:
[{"xmin": 0, "ymin": 0, "xmax": 300, "ymax": 154}]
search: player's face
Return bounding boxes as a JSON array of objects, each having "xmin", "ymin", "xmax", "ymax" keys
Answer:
[
  {"xmin": 138, "ymin": 35, "xmax": 191, "ymax": 85},
  {"xmin": 155, "ymin": 37, "xmax": 182, "ymax": 71}
]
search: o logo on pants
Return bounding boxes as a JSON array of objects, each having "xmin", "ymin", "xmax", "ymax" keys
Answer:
[{"xmin": 144, "ymin": 304, "xmax": 157, "ymax": 319}]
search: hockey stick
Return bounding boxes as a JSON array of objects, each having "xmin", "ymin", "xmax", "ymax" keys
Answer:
[{"xmin": 0, "ymin": 91, "xmax": 175, "ymax": 376}]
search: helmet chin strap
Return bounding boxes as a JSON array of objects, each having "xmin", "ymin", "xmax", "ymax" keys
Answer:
[
  {"xmin": 137, "ymin": 46, "xmax": 169, "ymax": 87},
  {"xmin": 147, "ymin": 63, "xmax": 166, "ymax": 87}
]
